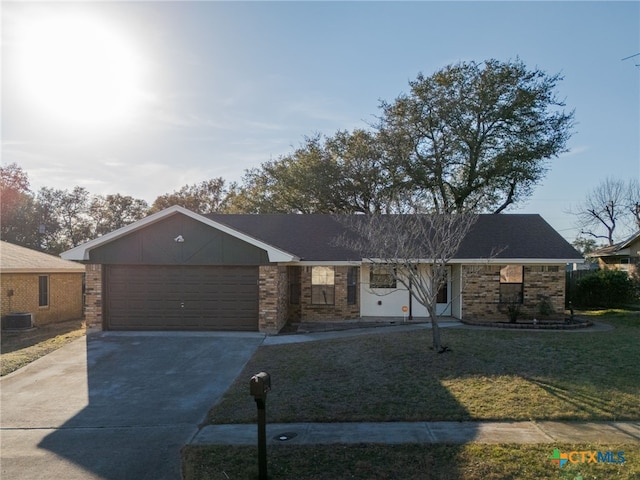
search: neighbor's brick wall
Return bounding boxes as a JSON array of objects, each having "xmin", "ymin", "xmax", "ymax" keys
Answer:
[
  {"xmin": 84, "ymin": 264, "xmax": 103, "ymax": 329},
  {"xmin": 258, "ymin": 265, "xmax": 289, "ymax": 334},
  {"xmin": 0, "ymin": 272, "xmax": 83, "ymax": 326},
  {"xmin": 299, "ymin": 266, "xmax": 360, "ymax": 322},
  {"xmin": 462, "ymin": 264, "xmax": 566, "ymax": 321}
]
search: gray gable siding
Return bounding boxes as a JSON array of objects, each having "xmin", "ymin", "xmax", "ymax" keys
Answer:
[{"xmin": 89, "ymin": 213, "xmax": 270, "ymax": 265}]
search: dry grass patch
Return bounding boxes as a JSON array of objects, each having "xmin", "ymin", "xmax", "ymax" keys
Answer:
[
  {"xmin": 208, "ymin": 312, "xmax": 640, "ymax": 424},
  {"xmin": 1, "ymin": 319, "xmax": 86, "ymax": 376}
]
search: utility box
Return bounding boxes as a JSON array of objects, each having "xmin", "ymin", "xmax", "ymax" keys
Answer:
[{"xmin": 1, "ymin": 312, "xmax": 34, "ymax": 330}]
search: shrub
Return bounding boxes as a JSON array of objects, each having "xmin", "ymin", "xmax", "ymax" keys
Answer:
[
  {"xmin": 574, "ymin": 269, "xmax": 636, "ymax": 308},
  {"xmin": 537, "ymin": 295, "xmax": 555, "ymax": 317}
]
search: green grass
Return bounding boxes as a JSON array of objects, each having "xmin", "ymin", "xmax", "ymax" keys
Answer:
[
  {"xmin": 182, "ymin": 443, "xmax": 640, "ymax": 480},
  {"xmin": 208, "ymin": 312, "xmax": 640, "ymax": 424}
]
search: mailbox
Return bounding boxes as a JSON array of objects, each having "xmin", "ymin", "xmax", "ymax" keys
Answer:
[{"xmin": 250, "ymin": 372, "xmax": 271, "ymax": 400}]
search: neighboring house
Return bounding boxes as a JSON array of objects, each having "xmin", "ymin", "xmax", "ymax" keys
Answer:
[
  {"xmin": 586, "ymin": 231, "xmax": 640, "ymax": 276},
  {"xmin": 61, "ymin": 206, "xmax": 582, "ymax": 333},
  {"xmin": 1, "ymin": 241, "xmax": 85, "ymax": 327}
]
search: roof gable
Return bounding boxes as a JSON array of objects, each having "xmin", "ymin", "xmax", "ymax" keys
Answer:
[
  {"xmin": 61, "ymin": 206, "xmax": 298, "ymax": 262},
  {"xmin": 588, "ymin": 230, "xmax": 640, "ymax": 258}
]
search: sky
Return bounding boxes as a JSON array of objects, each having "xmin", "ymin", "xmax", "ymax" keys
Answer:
[{"xmin": 2, "ymin": 1, "xmax": 639, "ymax": 242}]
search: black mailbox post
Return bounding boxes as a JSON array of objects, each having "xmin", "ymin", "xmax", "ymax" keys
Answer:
[{"xmin": 250, "ymin": 372, "xmax": 271, "ymax": 480}]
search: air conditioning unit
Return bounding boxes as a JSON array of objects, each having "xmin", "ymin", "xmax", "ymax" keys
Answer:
[{"xmin": 1, "ymin": 312, "xmax": 34, "ymax": 330}]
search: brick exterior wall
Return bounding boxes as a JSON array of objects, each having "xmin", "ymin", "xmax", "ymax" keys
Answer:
[
  {"xmin": 84, "ymin": 264, "xmax": 103, "ymax": 329},
  {"xmin": 461, "ymin": 265, "xmax": 501, "ymax": 319},
  {"xmin": 257, "ymin": 265, "xmax": 360, "ymax": 329},
  {"xmin": 299, "ymin": 266, "xmax": 360, "ymax": 322},
  {"xmin": 462, "ymin": 264, "xmax": 566, "ymax": 321},
  {"xmin": 0, "ymin": 272, "xmax": 83, "ymax": 326},
  {"xmin": 258, "ymin": 265, "xmax": 289, "ymax": 334}
]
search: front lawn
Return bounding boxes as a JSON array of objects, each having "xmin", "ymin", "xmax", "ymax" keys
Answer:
[
  {"xmin": 208, "ymin": 312, "xmax": 640, "ymax": 424},
  {"xmin": 189, "ymin": 311, "xmax": 640, "ymax": 478}
]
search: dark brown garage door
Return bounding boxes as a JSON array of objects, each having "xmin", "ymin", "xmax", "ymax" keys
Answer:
[{"xmin": 105, "ymin": 265, "xmax": 258, "ymax": 331}]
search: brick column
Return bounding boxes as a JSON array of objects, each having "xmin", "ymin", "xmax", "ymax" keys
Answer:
[
  {"xmin": 84, "ymin": 264, "xmax": 103, "ymax": 330},
  {"xmin": 258, "ymin": 265, "xmax": 288, "ymax": 334}
]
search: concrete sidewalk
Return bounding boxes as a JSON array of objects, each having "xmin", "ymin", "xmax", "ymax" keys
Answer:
[{"xmin": 192, "ymin": 421, "xmax": 640, "ymax": 446}]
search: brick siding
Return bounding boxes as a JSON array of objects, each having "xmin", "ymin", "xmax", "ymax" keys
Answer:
[
  {"xmin": 462, "ymin": 264, "xmax": 566, "ymax": 321},
  {"xmin": 84, "ymin": 264, "xmax": 103, "ymax": 329},
  {"xmin": 258, "ymin": 265, "xmax": 289, "ymax": 334},
  {"xmin": 0, "ymin": 272, "xmax": 84, "ymax": 326},
  {"xmin": 299, "ymin": 266, "xmax": 360, "ymax": 322}
]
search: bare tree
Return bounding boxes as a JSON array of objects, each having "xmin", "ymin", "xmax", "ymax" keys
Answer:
[
  {"xmin": 626, "ymin": 179, "xmax": 640, "ymax": 231},
  {"xmin": 573, "ymin": 178, "xmax": 634, "ymax": 245},
  {"xmin": 338, "ymin": 213, "xmax": 477, "ymax": 352}
]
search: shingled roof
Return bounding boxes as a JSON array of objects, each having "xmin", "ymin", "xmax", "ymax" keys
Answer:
[
  {"xmin": 207, "ymin": 213, "xmax": 582, "ymax": 263},
  {"xmin": 1, "ymin": 241, "xmax": 85, "ymax": 273}
]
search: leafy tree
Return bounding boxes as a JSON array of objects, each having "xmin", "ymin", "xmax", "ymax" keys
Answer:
[
  {"xmin": 229, "ymin": 135, "xmax": 348, "ymax": 214},
  {"xmin": 326, "ymin": 129, "xmax": 403, "ymax": 213},
  {"xmin": 36, "ymin": 186, "xmax": 93, "ymax": 254},
  {"xmin": 229, "ymin": 132, "xmax": 404, "ymax": 214},
  {"xmin": 573, "ymin": 178, "xmax": 637, "ymax": 245},
  {"xmin": 150, "ymin": 178, "xmax": 228, "ymax": 214},
  {"xmin": 571, "ymin": 237, "xmax": 600, "ymax": 257},
  {"xmin": 90, "ymin": 194, "xmax": 149, "ymax": 236},
  {"xmin": 0, "ymin": 163, "xmax": 40, "ymax": 248},
  {"xmin": 378, "ymin": 58, "xmax": 575, "ymax": 214}
]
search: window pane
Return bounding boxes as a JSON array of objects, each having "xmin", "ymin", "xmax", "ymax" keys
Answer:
[
  {"xmin": 370, "ymin": 265, "xmax": 396, "ymax": 289},
  {"xmin": 312, "ymin": 266, "xmax": 334, "ymax": 286},
  {"xmin": 311, "ymin": 267, "xmax": 335, "ymax": 305},
  {"xmin": 312, "ymin": 285, "xmax": 335, "ymax": 305},
  {"xmin": 436, "ymin": 283, "xmax": 448, "ymax": 304},
  {"xmin": 500, "ymin": 283, "xmax": 523, "ymax": 304},
  {"xmin": 290, "ymin": 283, "xmax": 301, "ymax": 305},
  {"xmin": 500, "ymin": 265, "xmax": 523, "ymax": 283},
  {"xmin": 347, "ymin": 267, "xmax": 358, "ymax": 305},
  {"xmin": 38, "ymin": 275, "xmax": 49, "ymax": 307}
]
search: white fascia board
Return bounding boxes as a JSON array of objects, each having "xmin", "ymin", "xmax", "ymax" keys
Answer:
[
  {"xmin": 291, "ymin": 260, "xmax": 361, "ymax": 266},
  {"xmin": 449, "ymin": 258, "xmax": 584, "ymax": 264},
  {"xmin": 61, "ymin": 205, "xmax": 298, "ymax": 263},
  {"xmin": 360, "ymin": 258, "xmax": 583, "ymax": 264}
]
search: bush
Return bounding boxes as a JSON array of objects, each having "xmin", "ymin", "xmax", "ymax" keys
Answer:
[{"xmin": 574, "ymin": 269, "xmax": 637, "ymax": 308}]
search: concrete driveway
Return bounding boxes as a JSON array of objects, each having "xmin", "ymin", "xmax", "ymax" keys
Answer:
[{"xmin": 1, "ymin": 331, "xmax": 264, "ymax": 480}]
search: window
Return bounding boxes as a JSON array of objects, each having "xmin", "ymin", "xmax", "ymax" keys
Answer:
[
  {"xmin": 500, "ymin": 265, "xmax": 523, "ymax": 303},
  {"xmin": 38, "ymin": 275, "xmax": 49, "ymax": 307},
  {"xmin": 347, "ymin": 267, "xmax": 358, "ymax": 305},
  {"xmin": 289, "ymin": 267, "xmax": 301, "ymax": 305},
  {"xmin": 311, "ymin": 266, "xmax": 335, "ymax": 305},
  {"xmin": 620, "ymin": 258, "xmax": 630, "ymax": 271},
  {"xmin": 369, "ymin": 265, "xmax": 396, "ymax": 289},
  {"xmin": 436, "ymin": 283, "xmax": 448, "ymax": 304},
  {"xmin": 290, "ymin": 279, "xmax": 301, "ymax": 305}
]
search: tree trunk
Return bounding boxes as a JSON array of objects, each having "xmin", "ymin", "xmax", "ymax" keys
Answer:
[{"xmin": 428, "ymin": 306, "xmax": 442, "ymax": 351}]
